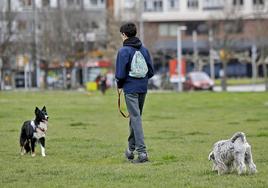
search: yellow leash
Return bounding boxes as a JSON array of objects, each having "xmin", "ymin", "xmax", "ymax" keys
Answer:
[{"xmin": 117, "ymin": 88, "xmax": 129, "ymax": 118}]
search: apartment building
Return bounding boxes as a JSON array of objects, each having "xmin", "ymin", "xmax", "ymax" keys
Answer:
[
  {"xmin": 110, "ymin": 0, "xmax": 268, "ymax": 55},
  {"xmin": 0, "ymin": 0, "xmax": 106, "ymax": 48},
  {"xmin": 138, "ymin": 0, "xmax": 268, "ymax": 77},
  {"xmin": 111, "ymin": 0, "xmax": 140, "ymax": 21},
  {"xmin": 141, "ymin": 0, "xmax": 268, "ymax": 53},
  {"xmin": 0, "ymin": 0, "xmax": 107, "ymax": 88},
  {"xmin": 108, "ymin": 0, "xmax": 268, "ymax": 77}
]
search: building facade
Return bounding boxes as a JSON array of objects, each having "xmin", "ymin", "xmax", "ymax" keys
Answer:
[
  {"xmin": 139, "ymin": 0, "xmax": 268, "ymax": 77},
  {"xmin": 141, "ymin": 0, "xmax": 268, "ymax": 51},
  {"xmin": 0, "ymin": 0, "xmax": 107, "ymax": 89}
]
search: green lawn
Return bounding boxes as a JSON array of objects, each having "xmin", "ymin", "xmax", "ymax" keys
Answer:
[
  {"xmin": 214, "ymin": 78, "xmax": 265, "ymax": 86},
  {"xmin": 0, "ymin": 90, "xmax": 268, "ymax": 188}
]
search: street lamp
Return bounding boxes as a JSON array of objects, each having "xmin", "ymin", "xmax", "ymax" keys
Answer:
[
  {"xmin": 209, "ymin": 29, "xmax": 215, "ymax": 80},
  {"xmin": 139, "ymin": 0, "xmax": 144, "ymax": 42},
  {"xmin": 192, "ymin": 30, "xmax": 198, "ymax": 71},
  {"xmin": 177, "ymin": 26, "xmax": 187, "ymax": 92},
  {"xmin": 251, "ymin": 44, "xmax": 257, "ymax": 87}
]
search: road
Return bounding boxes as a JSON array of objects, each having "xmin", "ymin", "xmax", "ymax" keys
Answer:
[{"xmin": 214, "ymin": 84, "xmax": 266, "ymax": 92}]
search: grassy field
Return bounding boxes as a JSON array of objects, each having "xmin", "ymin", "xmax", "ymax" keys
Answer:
[
  {"xmin": 0, "ymin": 90, "xmax": 268, "ymax": 188},
  {"xmin": 214, "ymin": 78, "xmax": 265, "ymax": 86}
]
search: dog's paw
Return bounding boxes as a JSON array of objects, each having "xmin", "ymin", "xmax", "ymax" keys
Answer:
[
  {"xmin": 20, "ymin": 148, "xmax": 26, "ymax": 156},
  {"xmin": 42, "ymin": 153, "xmax": 46, "ymax": 157},
  {"xmin": 249, "ymin": 168, "xmax": 257, "ymax": 174},
  {"xmin": 20, "ymin": 150, "xmax": 26, "ymax": 156}
]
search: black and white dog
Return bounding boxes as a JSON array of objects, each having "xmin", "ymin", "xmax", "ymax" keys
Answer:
[{"xmin": 19, "ymin": 106, "xmax": 49, "ymax": 157}]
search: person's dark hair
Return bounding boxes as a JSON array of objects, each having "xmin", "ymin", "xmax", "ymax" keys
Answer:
[{"xmin": 120, "ymin": 22, "xmax": 137, "ymax": 37}]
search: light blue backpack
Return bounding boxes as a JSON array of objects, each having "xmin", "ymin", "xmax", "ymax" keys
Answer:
[{"xmin": 129, "ymin": 51, "xmax": 148, "ymax": 78}]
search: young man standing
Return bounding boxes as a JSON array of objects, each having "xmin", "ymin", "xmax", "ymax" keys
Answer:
[{"xmin": 115, "ymin": 22, "xmax": 154, "ymax": 163}]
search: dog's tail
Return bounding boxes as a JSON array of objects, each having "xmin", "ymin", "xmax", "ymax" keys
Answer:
[
  {"xmin": 230, "ymin": 132, "xmax": 246, "ymax": 143},
  {"xmin": 208, "ymin": 151, "xmax": 215, "ymax": 161}
]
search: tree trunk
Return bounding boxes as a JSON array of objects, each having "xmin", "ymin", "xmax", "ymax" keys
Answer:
[
  {"xmin": 43, "ymin": 62, "xmax": 48, "ymax": 89},
  {"xmin": 221, "ymin": 61, "xmax": 227, "ymax": 91},
  {"xmin": 0, "ymin": 68, "xmax": 3, "ymax": 90},
  {"xmin": 263, "ymin": 63, "xmax": 268, "ymax": 91},
  {"xmin": 11, "ymin": 70, "xmax": 15, "ymax": 89}
]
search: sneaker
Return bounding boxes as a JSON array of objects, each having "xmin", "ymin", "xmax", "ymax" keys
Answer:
[
  {"xmin": 125, "ymin": 148, "xmax": 134, "ymax": 161},
  {"xmin": 132, "ymin": 153, "xmax": 149, "ymax": 164}
]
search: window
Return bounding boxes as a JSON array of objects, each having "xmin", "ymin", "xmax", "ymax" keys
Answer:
[
  {"xmin": 232, "ymin": 0, "xmax": 244, "ymax": 9},
  {"xmin": 67, "ymin": 0, "xmax": 74, "ymax": 5},
  {"xmin": 233, "ymin": 0, "xmax": 244, "ymax": 6},
  {"xmin": 91, "ymin": 21, "xmax": 98, "ymax": 29},
  {"xmin": 224, "ymin": 20, "xmax": 244, "ymax": 34},
  {"xmin": 187, "ymin": 0, "xmax": 199, "ymax": 9},
  {"xmin": 87, "ymin": 0, "xmax": 105, "ymax": 8},
  {"xmin": 67, "ymin": 0, "xmax": 81, "ymax": 6},
  {"xmin": 203, "ymin": 0, "xmax": 223, "ymax": 10},
  {"xmin": 76, "ymin": 22, "xmax": 81, "ymax": 30},
  {"xmin": 253, "ymin": 0, "xmax": 264, "ymax": 4},
  {"xmin": 144, "ymin": 1, "xmax": 148, "ymax": 10},
  {"xmin": 159, "ymin": 24, "xmax": 169, "ymax": 36},
  {"xmin": 17, "ymin": 20, "xmax": 27, "ymax": 31},
  {"xmin": 168, "ymin": 0, "xmax": 179, "ymax": 10},
  {"xmin": 42, "ymin": 0, "xmax": 50, "ymax": 7},
  {"xmin": 144, "ymin": 0, "xmax": 163, "ymax": 12},
  {"xmin": 159, "ymin": 23, "xmax": 178, "ymax": 36},
  {"xmin": 153, "ymin": 0, "xmax": 163, "ymax": 11},
  {"xmin": 20, "ymin": 0, "xmax": 32, "ymax": 7},
  {"xmin": 125, "ymin": 0, "xmax": 135, "ymax": 9},
  {"xmin": 169, "ymin": 24, "xmax": 178, "ymax": 36},
  {"xmin": 90, "ymin": 0, "xmax": 98, "ymax": 5},
  {"xmin": 253, "ymin": 0, "xmax": 265, "ymax": 10},
  {"xmin": 185, "ymin": 22, "xmax": 208, "ymax": 35},
  {"xmin": 37, "ymin": 23, "xmax": 42, "ymax": 31}
]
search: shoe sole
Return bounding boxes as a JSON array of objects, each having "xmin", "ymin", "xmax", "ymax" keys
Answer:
[
  {"xmin": 132, "ymin": 159, "xmax": 149, "ymax": 164},
  {"xmin": 125, "ymin": 151, "xmax": 134, "ymax": 161}
]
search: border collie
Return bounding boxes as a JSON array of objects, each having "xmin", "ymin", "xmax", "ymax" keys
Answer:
[{"xmin": 19, "ymin": 106, "xmax": 49, "ymax": 157}]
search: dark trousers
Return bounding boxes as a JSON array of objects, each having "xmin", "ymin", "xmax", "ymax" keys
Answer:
[{"xmin": 124, "ymin": 93, "xmax": 147, "ymax": 154}]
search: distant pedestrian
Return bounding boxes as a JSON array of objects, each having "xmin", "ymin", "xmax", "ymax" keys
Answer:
[
  {"xmin": 99, "ymin": 75, "xmax": 107, "ymax": 94},
  {"xmin": 115, "ymin": 22, "xmax": 154, "ymax": 163},
  {"xmin": 95, "ymin": 74, "xmax": 101, "ymax": 90}
]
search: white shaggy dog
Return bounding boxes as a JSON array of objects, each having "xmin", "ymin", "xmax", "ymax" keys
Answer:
[{"xmin": 208, "ymin": 132, "xmax": 257, "ymax": 175}]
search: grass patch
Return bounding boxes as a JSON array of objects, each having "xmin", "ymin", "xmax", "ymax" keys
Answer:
[
  {"xmin": 0, "ymin": 90, "xmax": 268, "ymax": 188},
  {"xmin": 214, "ymin": 78, "xmax": 265, "ymax": 86},
  {"xmin": 186, "ymin": 131, "xmax": 209, "ymax": 136},
  {"xmin": 246, "ymin": 118, "xmax": 261, "ymax": 122},
  {"xmin": 256, "ymin": 132, "xmax": 268, "ymax": 137}
]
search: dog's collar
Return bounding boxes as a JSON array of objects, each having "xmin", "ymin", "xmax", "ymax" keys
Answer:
[{"xmin": 37, "ymin": 127, "xmax": 46, "ymax": 132}]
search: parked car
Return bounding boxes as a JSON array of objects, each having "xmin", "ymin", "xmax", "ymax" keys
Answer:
[{"xmin": 183, "ymin": 71, "xmax": 214, "ymax": 91}]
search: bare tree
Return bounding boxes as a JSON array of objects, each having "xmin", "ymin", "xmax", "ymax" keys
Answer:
[
  {"xmin": 37, "ymin": 8, "xmax": 74, "ymax": 89},
  {"xmin": 253, "ymin": 13, "xmax": 268, "ymax": 91},
  {"xmin": 38, "ymin": 4, "xmax": 105, "ymax": 89},
  {"xmin": 105, "ymin": 4, "xmax": 122, "ymax": 65},
  {"xmin": 0, "ymin": 0, "xmax": 17, "ymax": 90},
  {"xmin": 208, "ymin": 5, "xmax": 245, "ymax": 91}
]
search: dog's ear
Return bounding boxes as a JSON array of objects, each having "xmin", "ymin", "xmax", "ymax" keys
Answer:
[
  {"xmin": 35, "ymin": 107, "xmax": 40, "ymax": 115},
  {"xmin": 42, "ymin": 106, "xmax": 47, "ymax": 112}
]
